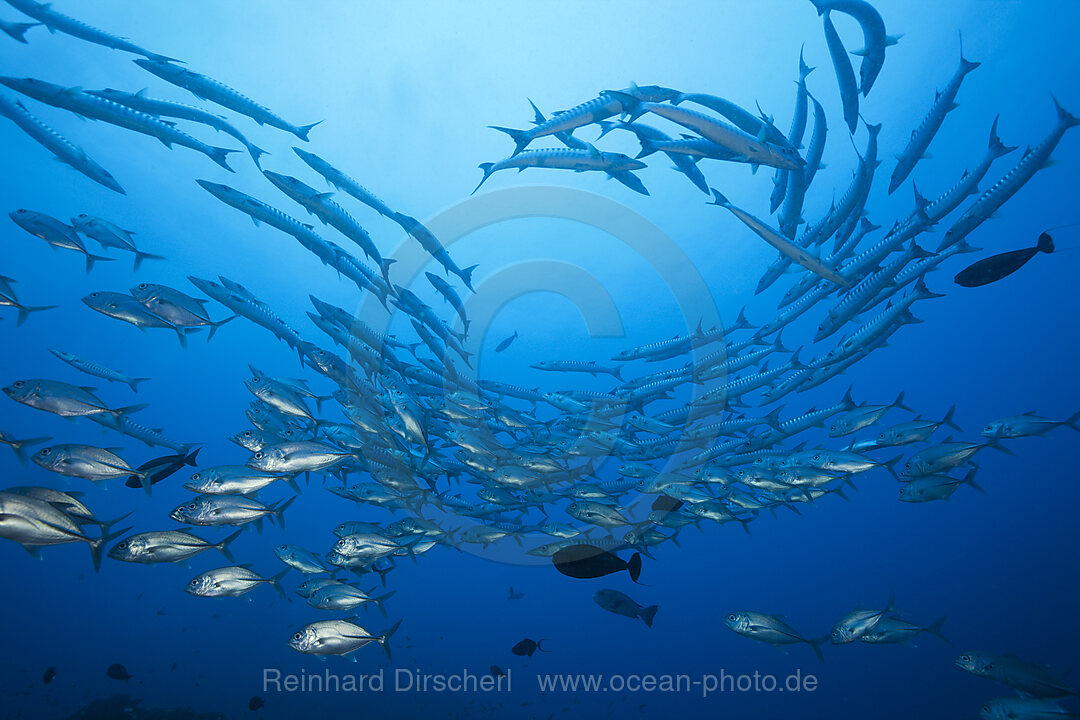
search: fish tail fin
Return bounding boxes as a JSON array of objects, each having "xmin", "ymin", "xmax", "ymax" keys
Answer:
[
  {"xmin": 640, "ymin": 605, "xmax": 659, "ymax": 628},
  {"xmin": 1037, "ymin": 232, "xmax": 1055, "ymax": 254},
  {"xmin": 808, "ymin": 635, "xmax": 828, "ymax": 664},
  {"xmin": 182, "ymin": 447, "xmax": 201, "ymax": 465},
  {"xmin": 9, "ymin": 435, "xmax": 51, "ymax": 465},
  {"xmin": 909, "ymin": 241, "xmax": 934, "ymax": 260},
  {"xmin": 207, "ymin": 146, "xmax": 238, "ymax": 172},
  {"xmin": 15, "ymin": 304, "xmax": 59, "ymax": 326},
  {"xmin": 1062, "ymin": 409, "xmax": 1080, "ymax": 432},
  {"xmin": 268, "ymin": 569, "xmax": 289, "ymax": 599},
  {"xmin": 987, "ymin": 115, "xmax": 1017, "ymax": 158},
  {"xmin": 707, "ymin": 188, "xmax": 730, "ymax": 207},
  {"xmin": 604, "ymin": 90, "xmax": 644, "ymax": 122},
  {"xmin": 958, "ymin": 33, "xmax": 981, "ymax": 75},
  {"xmin": 294, "ymin": 121, "xmax": 323, "ymax": 142},
  {"xmin": 269, "ymin": 496, "xmax": 298, "ymax": 530},
  {"xmin": 4, "ymin": 21, "xmax": 39, "ymax": 42},
  {"xmin": 628, "ymin": 552, "xmax": 642, "ymax": 583},
  {"xmin": 85, "ymin": 253, "xmax": 113, "ymax": 274},
  {"xmin": 733, "ymin": 306, "xmax": 754, "ymax": 332},
  {"xmin": 376, "ymin": 619, "xmax": 403, "ymax": 661},
  {"xmin": 927, "ymin": 616, "xmax": 950, "ymax": 644},
  {"xmin": 764, "ymin": 406, "xmax": 785, "ymax": 431},
  {"xmin": 635, "ymin": 138, "xmax": 659, "ymax": 159},
  {"xmin": 379, "ymin": 257, "xmax": 397, "ymax": 282},
  {"xmin": 536, "ymin": 639, "xmax": 551, "ymax": 653},
  {"xmin": 963, "ymin": 468, "xmax": 989, "ymax": 496},
  {"xmin": 373, "ymin": 590, "xmax": 396, "ymax": 618},
  {"xmin": 127, "ymin": 377, "xmax": 151, "ymax": 393},
  {"xmin": 473, "ymin": 163, "xmax": 496, "ymax": 194},
  {"xmin": 206, "ymin": 314, "xmax": 238, "ymax": 342},
  {"xmin": 940, "ymin": 404, "xmax": 961, "ymax": 431},
  {"xmin": 487, "ymin": 126, "xmax": 529, "ymax": 155},
  {"xmin": 912, "ymin": 276, "xmax": 946, "ymax": 301},
  {"xmin": 1052, "ymin": 94, "xmax": 1080, "ymax": 129},
  {"xmin": 282, "ymin": 475, "xmax": 302, "ymax": 494},
  {"xmin": 99, "ymin": 511, "xmax": 134, "ymax": 539},
  {"xmin": 893, "ymin": 390, "xmax": 914, "ymax": 414},
  {"xmin": 986, "ymin": 435, "xmax": 1014, "ymax": 456},
  {"xmin": 840, "ymin": 384, "xmax": 856, "ymax": 410},
  {"xmin": 90, "ymin": 523, "xmax": 132, "ymax": 572},
  {"xmin": 111, "ymin": 403, "xmax": 148, "ymax": 418},
  {"xmin": 798, "ymin": 44, "xmax": 815, "ymax": 79},
  {"xmin": 132, "ymin": 250, "xmax": 167, "ymax": 272},
  {"xmin": 882, "ymin": 454, "xmax": 904, "ymax": 480},
  {"xmin": 458, "ymin": 264, "xmax": 479, "ymax": 292},
  {"xmin": 217, "ymin": 529, "xmax": 244, "ymax": 563},
  {"xmin": 595, "ymin": 119, "xmax": 617, "ymax": 139},
  {"xmin": 247, "ymin": 145, "xmax": 269, "ymax": 168}
]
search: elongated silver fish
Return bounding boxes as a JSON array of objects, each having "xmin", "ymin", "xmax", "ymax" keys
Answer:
[
  {"xmin": 134, "ymin": 59, "xmax": 321, "ymax": 141},
  {"xmin": 0, "ymin": 94, "xmax": 124, "ymax": 193},
  {"xmin": 4, "ymin": 0, "xmax": 176, "ymax": 61},
  {"xmin": 0, "ymin": 77, "xmax": 238, "ymax": 170}
]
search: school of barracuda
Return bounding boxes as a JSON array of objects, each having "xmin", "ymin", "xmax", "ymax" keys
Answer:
[{"xmin": 0, "ymin": 0, "xmax": 1077, "ymax": 712}]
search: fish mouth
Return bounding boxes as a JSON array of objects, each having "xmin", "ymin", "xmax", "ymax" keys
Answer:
[{"xmin": 167, "ymin": 509, "xmax": 185, "ymax": 522}]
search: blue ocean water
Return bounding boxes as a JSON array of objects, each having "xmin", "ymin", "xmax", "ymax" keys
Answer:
[{"xmin": 1, "ymin": 1, "xmax": 1078, "ymax": 718}]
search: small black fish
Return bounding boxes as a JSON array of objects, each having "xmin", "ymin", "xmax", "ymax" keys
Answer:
[
  {"xmin": 42, "ymin": 666, "xmax": 56, "ymax": 684},
  {"xmin": 125, "ymin": 447, "xmax": 200, "ymax": 492},
  {"xmin": 511, "ymin": 638, "xmax": 548, "ymax": 657},
  {"xmin": 552, "ymin": 544, "xmax": 642, "ymax": 582},
  {"xmin": 106, "ymin": 663, "xmax": 132, "ymax": 682},
  {"xmin": 490, "ymin": 665, "xmax": 507, "ymax": 677},
  {"xmin": 248, "ymin": 696, "xmax": 265, "ymax": 711},
  {"xmin": 954, "ymin": 232, "xmax": 1054, "ymax": 287},
  {"xmin": 651, "ymin": 495, "xmax": 683, "ymax": 514},
  {"xmin": 495, "ymin": 331, "xmax": 519, "ymax": 352}
]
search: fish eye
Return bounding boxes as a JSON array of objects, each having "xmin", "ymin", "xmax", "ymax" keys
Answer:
[
  {"xmin": 137, "ymin": 284, "xmax": 147, "ymax": 290},
  {"xmin": 117, "ymin": 541, "xmax": 127, "ymax": 549},
  {"xmin": 40, "ymin": 448, "xmax": 50, "ymax": 455},
  {"xmin": 293, "ymin": 633, "xmax": 302, "ymax": 640},
  {"xmin": 960, "ymin": 655, "xmax": 969, "ymax": 662},
  {"xmin": 254, "ymin": 452, "xmax": 263, "ymax": 459},
  {"xmin": 190, "ymin": 473, "xmax": 200, "ymax": 481},
  {"xmin": 727, "ymin": 614, "xmax": 736, "ymax": 621},
  {"xmin": 13, "ymin": 381, "xmax": 23, "ymax": 388},
  {"xmin": 982, "ymin": 706, "xmax": 990, "ymax": 714},
  {"xmin": 188, "ymin": 503, "xmax": 197, "ymax": 510},
  {"xmin": 190, "ymin": 579, "xmax": 198, "ymax": 586}
]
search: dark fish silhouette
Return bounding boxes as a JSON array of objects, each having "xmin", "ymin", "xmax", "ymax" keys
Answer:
[
  {"xmin": 125, "ymin": 447, "xmax": 200, "ymax": 493},
  {"xmin": 651, "ymin": 495, "xmax": 683, "ymax": 514},
  {"xmin": 495, "ymin": 331, "xmax": 519, "ymax": 352},
  {"xmin": 511, "ymin": 638, "xmax": 548, "ymax": 656},
  {"xmin": 106, "ymin": 663, "xmax": 132, "ymax": 682},
  {"xmin": 42, "ymin": 666, "xmax": 56, "ymax": 684},
  {"xmin": 594, "ymin": 589, "xmax": 659, "ymax": 627},
  {"xmin": 954, "ymin": 232, "xmax": 1054, "ymax": 287},
  {"xmin": 248, "ymin": 696, "xmax": 265, "ymax": 711},
  {"xmin": 507, "ymin": 586, "xmax": 524, "ymax": 600},
  {"xmin": 552, "ymin": 543, "xmax": 642, "ymax": 582}
]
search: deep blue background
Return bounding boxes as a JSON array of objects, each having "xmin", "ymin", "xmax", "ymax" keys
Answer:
[{"xmin": 1, "ymin": 1, "xmax": 1078, "ymax": 718}]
